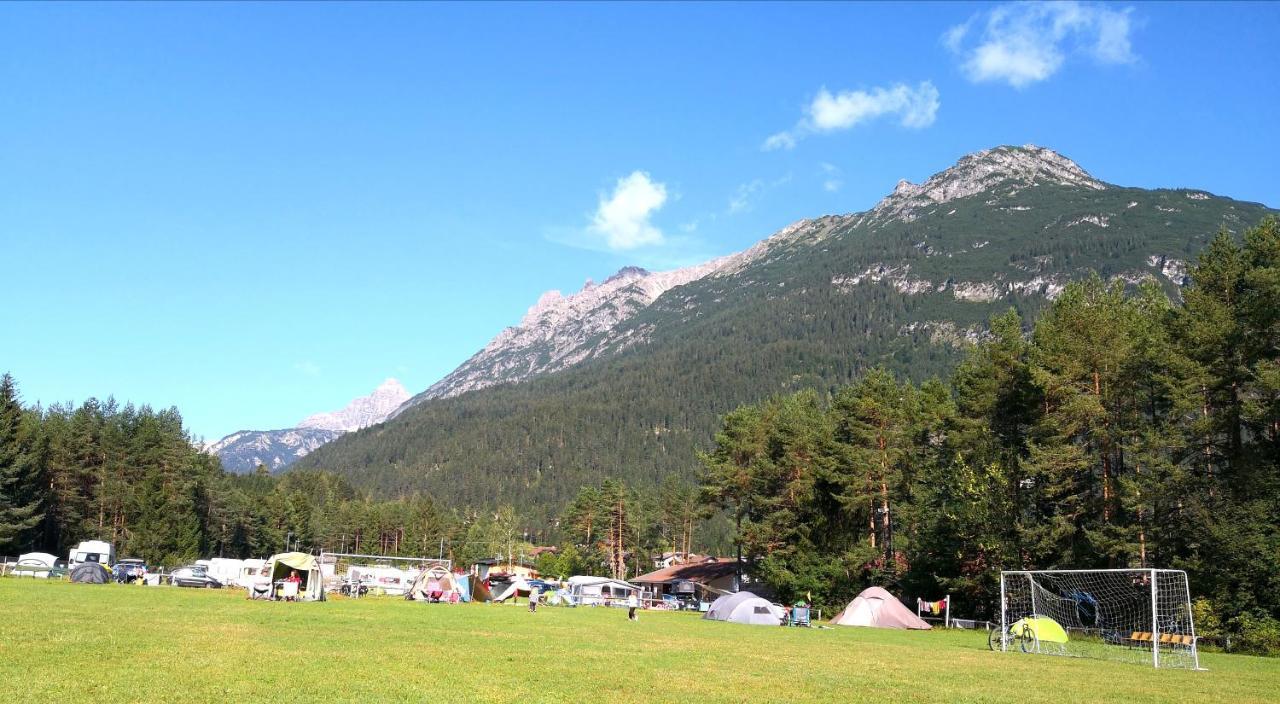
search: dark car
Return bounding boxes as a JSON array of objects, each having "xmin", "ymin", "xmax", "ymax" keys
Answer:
[
  {"xmin": 113, "ymin": 559, "xmax": 147, "ymax": 584},
  {"xmin": 169, "ymin": 565, "xmax": 223, "ymax": 588}
]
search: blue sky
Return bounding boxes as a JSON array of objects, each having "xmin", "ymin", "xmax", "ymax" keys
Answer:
[{"xmin": 2, "ymin": 2, "xmax": 1277, "ymax": 441}]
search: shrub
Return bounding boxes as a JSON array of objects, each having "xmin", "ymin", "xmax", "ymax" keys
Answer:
[{"xmin": 1230, "ymin": 612, "xmax": 1280, "ymax": 656}]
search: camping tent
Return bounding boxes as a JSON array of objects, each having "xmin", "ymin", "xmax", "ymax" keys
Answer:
[
  {"xmin": 15, "ymin": 552, "xmax": 58, "ymax": 578},
  {"xmin": 470, "ymin": 575, "xmax": 492, "ymax": 602},
  {"xmin": 262, "ymin": 552, "xmax": 325, "ymax": 601},
  {"xmin": 1010, "ymin": 616, "xmax": 1069, "ymax": 644},
  {"xmin": 405, "ymin": 566, "xmax": 467, "ymax": 602},
  {"xmin": 69, "ymin": 562, "xmax": 110, "ymax": 584},
  {"xmin": 491, "ymin": 577, "xmax": 531, "ymax": 603},
  {"xmin": 830, "ymin": 587, "xmax": 931, "ymax": 629},
  {"xmin": 702, "ymin": 591, "xmax": 786, "ymax": 626}
]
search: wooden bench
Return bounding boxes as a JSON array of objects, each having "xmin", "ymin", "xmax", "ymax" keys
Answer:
[{"xmin": 1126, "ymin": 632, "xmax": 1196, "ymax": 647}]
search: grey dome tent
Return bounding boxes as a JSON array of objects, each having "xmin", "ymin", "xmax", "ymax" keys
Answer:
[
  {"xmin": 702, "ymin": 591, "xmax": 786, "ymax": 626},
  {"xmin": 69, "ymin": 562, "xmax": 110, "ymax": 584}
]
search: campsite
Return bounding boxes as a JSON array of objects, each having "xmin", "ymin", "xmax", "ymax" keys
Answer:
[
  {"xmin": 2, "ymin": 580, "xmax": 1278, "ymax": 704},
  {"xmin": 3, "ymin": 3, "xmax": 1280, "ymax": 703}
]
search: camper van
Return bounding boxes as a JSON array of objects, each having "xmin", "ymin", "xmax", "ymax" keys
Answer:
[{"xmin": 68, "ymin": 540, "xmax": 115, "ymax": 568}]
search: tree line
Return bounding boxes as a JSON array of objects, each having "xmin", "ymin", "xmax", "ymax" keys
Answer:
[
  {"xmin": 0, "ymin": 379, "xmax": 715, "ymax": 576},
  {"xmin": 699, "ymin": 220, "xmax": 1279, "ymax": 654}
]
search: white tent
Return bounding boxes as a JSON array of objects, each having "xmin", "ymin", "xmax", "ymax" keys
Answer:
[
  {"xmin": 702, "ymin": 591, "xmax": 785, "ymax": 626},
  {"xmin": 405, "ymin": 566, "xmax": 465, "ymax": 602},
  {"xmin": 830, "ymin": 587, "xmax": 932, "ymax": 629},
  {"xmin": 15, "ymin": 552, "xmax": 58, "ymax": 578}
]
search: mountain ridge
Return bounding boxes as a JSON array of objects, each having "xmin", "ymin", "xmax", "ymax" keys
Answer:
[
  {"xmin": 293, "ymin": 144, "xmax": 1274, "ymax": 519},
  {"xmin": 208, "ymin": 378, "xmax": 408, "ymax": 473}
]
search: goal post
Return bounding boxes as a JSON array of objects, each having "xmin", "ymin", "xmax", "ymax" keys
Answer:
[{"xmin": 997, "ymin": 569, "xmax": 1201, "ymax": 669}]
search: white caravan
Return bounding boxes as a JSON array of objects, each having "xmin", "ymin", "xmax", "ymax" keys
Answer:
[
  {"xmin": 236, "ymin": 559, "xmax": 267, "ymax": 588},
  {"xmin": 206, "ymin": 558, "xmax": 245, "ymax": 587},
  {"xmin": 68, "ymin": 540, "xmax": 115, "ymax": 568}
]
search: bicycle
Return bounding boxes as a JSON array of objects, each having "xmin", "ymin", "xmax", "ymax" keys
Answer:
[{"xmin": 988, "ymin": 620, "xmax": 1040, "ymax": 653}]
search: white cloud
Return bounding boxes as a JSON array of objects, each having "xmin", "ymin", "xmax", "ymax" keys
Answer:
[
  {"xmin": 728, "ymin": 180, "xmax": 763, "ymax": 214},
  {"xmin": 763, "ymin": 81, "xmax": 939, "ymax": 151},
  {"xmin": 294, "ymin": 361, "xmax": 321, "ymax": 377},
  {"xmin": 588, "ymin": 171, "xmax": 668, "ymax": 250},
  {"xmin": 726, "ymin": 174, "xmax": 793, "ymax": 214},
  {"xmin": 762, "ymin": 131, "xmax": 797, "ymax": 151},
  {"xmin": 945, "ymin": 2, "xmax": 1136, "ymax": 88},
  {"xmin": 820, "ymin": 163, "xmax": 843, "ymax": 193}
]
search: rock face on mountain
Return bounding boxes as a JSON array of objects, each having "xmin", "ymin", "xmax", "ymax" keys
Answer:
[
  {"xmin": 298, "ymin": 145, "xmax": 1274, "ymax": 518},
  {"xmin": 204, "ymin": 427, "xmax": 344, "ymax": 474},
  {"xmin": 867, "ymin": 145, "xmax": 1106, "ymax": 225},
  {"xmin": 299, "ymin": 378, "xmax": 410, "ymax": 431},
  {"xmin": 208, "ymin": 379, "xmax": 408, "ymax": 473},
  {"xmin": 396, "ymin": 220, "xmax": 823, "ymax": 414}
]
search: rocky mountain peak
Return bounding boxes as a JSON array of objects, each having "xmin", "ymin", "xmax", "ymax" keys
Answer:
[
  {"xmin": 297, "ymin": 378, "xmax": 410, "ymax": 432},
  {"xmin": 893, "ymin": 179, "xmax": 920, "ymax": 197},
  {"xmin": 604, "ymin": 265, "xmax": 651, "ymax": 284},
  {"xmin": 871, "ymin": 145, "xmax": 1105, "ymax": 223},
  {"xmin": 208, "ymin": 377, "xmax": 408, "ymax": 473}
]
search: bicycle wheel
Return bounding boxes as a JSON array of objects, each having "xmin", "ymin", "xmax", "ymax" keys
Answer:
[
  {"xmin": 1019, "ymin": 627, "xmax": 1040, "ymax": 654},
  {"xmin": 988, "ymin": 627, "xmax": 1005, "ymax": 651}
]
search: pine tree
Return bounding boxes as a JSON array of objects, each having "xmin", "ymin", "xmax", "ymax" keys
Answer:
[{"xmin": 0, "ymin": 374, "xmax": 45, "ymax": 552}]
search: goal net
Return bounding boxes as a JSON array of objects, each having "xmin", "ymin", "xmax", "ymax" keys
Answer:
[{"xmin": 998, "ymin": 569, "xmax": 1200, "ymax": 669}]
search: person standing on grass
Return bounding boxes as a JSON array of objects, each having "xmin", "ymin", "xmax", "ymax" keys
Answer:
[
  {"xmin": 529, "ymin": 587, "xmax": 540, "ymax": 613},
  {"xmin": 627, "ymin": 592, "xmax": 639, "ymax": 621}
]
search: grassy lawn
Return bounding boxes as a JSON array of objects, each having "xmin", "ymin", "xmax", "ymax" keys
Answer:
[{"xmin": 2, "ymin": 579, "xmax": 1277, "ymax": 703}]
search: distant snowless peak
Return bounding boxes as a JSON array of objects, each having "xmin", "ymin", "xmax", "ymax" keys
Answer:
[{"xmin": 296, "ymin": 378, "xmax": 410, "ymax": 433}]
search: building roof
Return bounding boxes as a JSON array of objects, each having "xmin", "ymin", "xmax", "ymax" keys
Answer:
[{"xmin": 631, "ymin": 558, "xmax": 739, "ymax": 585}]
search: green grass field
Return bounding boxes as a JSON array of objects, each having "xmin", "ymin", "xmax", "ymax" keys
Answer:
[{"xmin": 2, "ymin": 580, "xmax": 1278, "ymax": 703}]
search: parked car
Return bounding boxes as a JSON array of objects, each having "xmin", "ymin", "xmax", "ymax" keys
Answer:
[
  {"xmin": 112, "ymin": 559, "xmax": 147, "ymax": 583},
  {"xmin": 169, "ymin": 565, "xmax": 223, "ymax": 588}
]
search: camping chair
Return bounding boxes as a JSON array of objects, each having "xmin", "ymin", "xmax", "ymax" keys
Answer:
[{"xmin": 788, "ymin": 604, "xmax": 811, "ymax": 627}]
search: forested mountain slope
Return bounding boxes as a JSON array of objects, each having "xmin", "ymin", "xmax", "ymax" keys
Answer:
[{"xmin": 297, "ymin": 146, "xmax": 1273, "ymax": 521}]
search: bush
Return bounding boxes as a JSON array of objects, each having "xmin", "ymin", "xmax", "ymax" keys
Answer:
[
  {"xmin": 1229, "ymin": 612, "xmax": 1280, "ymax": 656},
  {"xmin": 1191, "ymin": 598, "xmax": 1222, "ymax": 640}
]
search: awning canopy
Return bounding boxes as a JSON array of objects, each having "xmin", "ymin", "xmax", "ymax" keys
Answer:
[{"xmin": 271, "ymin": 552, "xmax": 318, "ymax": 572}]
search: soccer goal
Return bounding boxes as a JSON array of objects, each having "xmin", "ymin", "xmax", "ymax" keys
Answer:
[{"xmin": 995, "ymin": 569, "xmax": 1200, "ymax": 669}]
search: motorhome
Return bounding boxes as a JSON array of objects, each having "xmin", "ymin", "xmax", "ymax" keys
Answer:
[{"xmin": 67, "ymin": 540, "xmax": 115, "ymax": 568}]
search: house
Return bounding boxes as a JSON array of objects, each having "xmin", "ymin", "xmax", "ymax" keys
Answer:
[
  {"xmin": 631, "ymin": 557, "xmax": 742, "ymax": 603},
  {"xmin": 471, "ymin": 557, "xmax": 539, "ymax": 582},
  {"xmin": 651, "ymin": 551, "xmax": 711, "ymax": 569}
]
